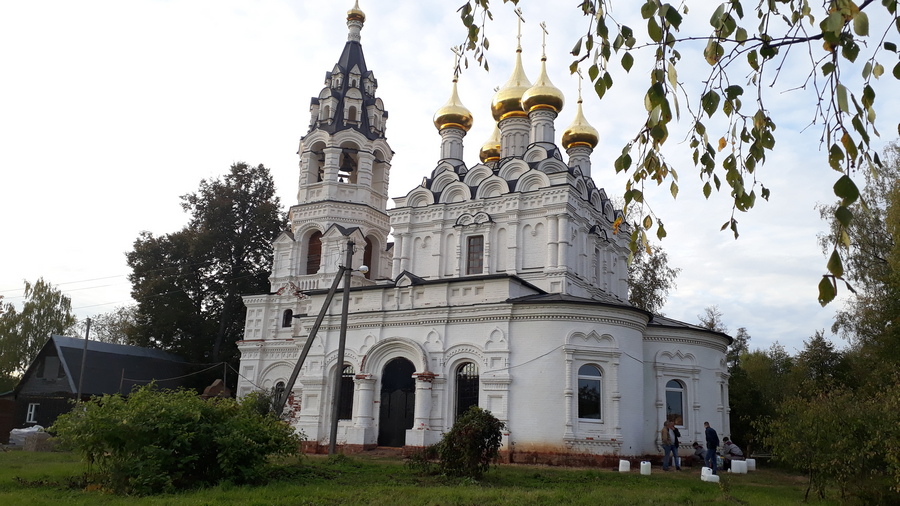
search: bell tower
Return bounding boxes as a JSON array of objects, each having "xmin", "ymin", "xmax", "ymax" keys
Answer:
[{"xmin": 273, "ymin": 1, "xmax": 393, "ymax": 291}]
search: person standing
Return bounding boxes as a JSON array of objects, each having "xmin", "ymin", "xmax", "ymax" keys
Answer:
[
  {"xmin": 704, "ymin": 421, "xmax": 720, "ymax": 474},
  {"xmin": 661, "ymin": 421, "xmax": 681, "ymax": 471},
  {"xmin": 661, "ymin": 421, "xmax": 673, "ymax": 471},
  {"xmin": 671, "ymin": 422, "xmax": 682, "ymax": 470}
]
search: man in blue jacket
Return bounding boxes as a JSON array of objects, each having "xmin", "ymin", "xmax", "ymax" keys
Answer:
[{"xmin": 704, "ymin": 421, "xmax": 720, "ymax": 474}]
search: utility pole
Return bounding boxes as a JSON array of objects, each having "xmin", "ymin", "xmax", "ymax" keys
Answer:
[
  {"xmin": 328, "ymin": 241, "xmax": 355, "ymax": 455},
  {"xmin": 76, "ymin": 318, "xmax": 92, "ymax": 401}
]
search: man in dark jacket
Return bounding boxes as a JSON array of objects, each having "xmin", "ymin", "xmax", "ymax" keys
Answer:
[{"xmin": 704, "ymin": 421, "xmax": 720, "ymax": 474}]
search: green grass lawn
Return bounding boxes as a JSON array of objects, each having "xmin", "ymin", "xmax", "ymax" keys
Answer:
[{"xmin": 0, "ymin": 449, "xmax": 840, "ymax": 505}]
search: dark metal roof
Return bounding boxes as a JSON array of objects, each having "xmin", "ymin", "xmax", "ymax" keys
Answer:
[{"xmin": 16, "ymin": 336, "xmax": 194, "ymax": 397}]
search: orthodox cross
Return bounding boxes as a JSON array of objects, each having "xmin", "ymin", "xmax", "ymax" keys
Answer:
[
  {"xmin": 451, "ymin": 45, "xmax": 464, "ymax": 79},
  {"xmin": 514, "ymin": 7, "xmax": 525, "ymax": 49},
  {"xmin": 540, "ymin": 21, "xmax": 548, "ymax": 58}
]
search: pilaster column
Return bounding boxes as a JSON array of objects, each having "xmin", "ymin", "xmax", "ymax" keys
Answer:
[
  {"xmin": 413, "ymin": 372, "xmax": 436, "ymax": 430},
  {"xmin": 557, "ymin": 215, "xmax": 569, "ymax": 270},
  {"xmin": 548, "ymin": 215, "xmax": 559, "ymax": 269},
  {"xmin": 353, "ymin": 375, "xmax": 376, "ymax": 429},
  {"xmin": 563, "ymin": 350, "xmax": 574, "ymax": 438}
]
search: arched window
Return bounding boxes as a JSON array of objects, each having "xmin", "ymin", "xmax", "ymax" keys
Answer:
[
  {"xmin": 282, "ymin": 309, "xmax": 293, "ymax": 328},
  {"xmin": 338, "ymin": 364, "xmax": 355, "ymax": 420},
  {"xmin": 577, "ymin": 364, "xmax": 602, "ymax": 419},
  {"xmin": 306, "ymin": 231, "xmax": 322, "ymax": 274},
  {"xmin": 666, "ymin": 379, "xmax": 685, "ymax": 426},
  {"xmin": 455, "ymin": 362, "xmax": 479, "ymax": 419},
  {"xmin": 363, "ymin": 236, "xmax": 374, "ymax": 279},
  {"xmin": 347, "ymin": 106, "xmax": 357, "ymax": 122},
  {"xmin": 275, "ymin": 381, "xmax": 286, "ymax": 403}
]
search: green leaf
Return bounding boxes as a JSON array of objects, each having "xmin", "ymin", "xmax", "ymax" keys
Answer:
[
  {"xmin": 834, "ymin": 206, "xmax": 853, "ymax": 227},
  {"xmin": 885, "ymin": 42, "xmax": 898, "ymax": 52},
  {"xmin": 664, "ymin": 5, "xmax": 683, "ymax": 29},
  {"xmin": 893, "ymin": 62, "xmax": 900, "ymax": 80},
  {"xmin": 641, "ymin": 1, "xmax": 658, "ymax": 19},
  {"xmin": 829, "ymin": 143, "xmax": 844, "ymax": 171},
  {"xmin": 670, "ymin": 181, "xmax": 678, "ymax": 198},
  {"xmin": 833, "ymin": 175, "xmax": 860, "ymax": 206},
  {"xmin": 588, "ymin": 64, "xmax": 599, "ymax": 82},
  {"xmin": 656, "ymin": 222, "xmax": 667, "ymax": 240},
  {"xmin": 818, "ymin": 276, "xmax": 836, "ymax": 306},
  {"xmin": 853, "ymin": 12, "xmax": 869, "ymax": 36},
  {"xmin": 571, "ymin": 38, "xmax": 582, "ymax": 56},
  {"xmin": 701, "ymin": 90, "xmax": 720, "ymax": 117},
  {"xmin": 648, "ymin": 16, "xmax": 663, "ymax": 42},
  {"xmin": 622, "ymin": 52, "xmax": 634, "ymax": 72},
  {"xmin": 836, "ymin": 84, "xmax": 850, "ymax": 113},
  {"xmin": 827, "ymin": 250, "xmax": 844, "ymax": 278},
  {"xmin": 703, "ymin": 181, "xmax": 712, "ymax": 199}
]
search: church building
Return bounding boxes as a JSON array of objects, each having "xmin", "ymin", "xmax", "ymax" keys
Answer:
[{"xmin": 236, "ymin": 3, "xmax": 732, "ymax": 462}]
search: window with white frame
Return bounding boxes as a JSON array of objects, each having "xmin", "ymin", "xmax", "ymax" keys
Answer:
[
  {"xmin": 26, "ymin": 403, "xmax": 39, "ymax": 423},
  {"xmin": 577, "ymin": 364, "xmax": 602, "ymax": 419},
  {"xmin": 466, "ymin": 235, "xmax": 484, "ymax": 275},
  {"xmin": 665, "ymin": 379, "xmax": 685, "ymax": 426}
]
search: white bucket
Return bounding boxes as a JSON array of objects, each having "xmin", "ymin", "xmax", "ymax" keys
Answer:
[
  {"xmin": 702, "ymin": 473, "xmax": 721, "ymax": 483},
  {"xmin": 746, "ymin": 458, "xmax": 756, "ymax": 471},
  {"xmin": 640, "ymin": 461, "xmax": 651, "ymax": 475},
  {"xmin": 701, "ymin": 466, "xmax": 712, "ymax": 477},
  {"xmin": 618, "ymin": 460, "xmax": 631, "ymax": 472},
  {"xmin": 732, "ymin": 460, "xmax": 748, "ymax": 474}
]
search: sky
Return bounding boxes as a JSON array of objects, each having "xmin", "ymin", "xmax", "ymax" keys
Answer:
[{"xmin": 1, "ymin": 1, "xmax": 896, "ymax": 355}]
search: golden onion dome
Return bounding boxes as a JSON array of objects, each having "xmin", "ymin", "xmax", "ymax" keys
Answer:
[
  {"xmin": 562, "ymin": 98, "xmax": 599, "ymax": 149},
  {"xmin": 347, "ymin": 0, "xmax": 365, "ymax": 22},
  {"xmin": 490, "ymin": 48, "xmax": 532, "ymax": 122},
  {"xmin": 433, "ymin": 78, "xmax": 474, "ymax": 132},
  {"xmin": 522, "ymin": 56, "xmax": 564, "ymax": 114},
  {"xmin": 479, "ymin": 124, "xmax": 502, "ymax": 162}
]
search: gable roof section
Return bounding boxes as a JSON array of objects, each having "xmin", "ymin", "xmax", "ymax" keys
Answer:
[{"xmin": 15, "ymin": 336, "xmax": 193, "ymax": 397}]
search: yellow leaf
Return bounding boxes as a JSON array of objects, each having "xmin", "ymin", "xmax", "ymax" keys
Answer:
[{"xmin": 717, "ymin": 137, "xmax": 727, "ymax": 152}]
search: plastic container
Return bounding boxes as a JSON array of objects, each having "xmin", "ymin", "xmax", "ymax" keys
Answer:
[
  {"xmin": 640, "ymin": 461, "xmax": 651, "ymax": 475},
  {"xmin": 732, "ymin": 460, "xmax": 748, "ymax": 474},
  {"xmin": 746, "ymin": 458, "xmax": 756, "ymax": 471},
  {"xmin": 702, "ymin": 473, "xmax": 721, "ymax": 483},
  {"xmin": 618, "ymin": 460, "xmax": 631, "ymax": 472},
  {"xmin": 701, "ymin": 466, "xmax": 712, "ymax": 477}
]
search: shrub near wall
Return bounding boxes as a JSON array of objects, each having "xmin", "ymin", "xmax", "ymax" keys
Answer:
[{"xmin": 50, "ymin": 385, "xmax": 302, "ymax": 495}]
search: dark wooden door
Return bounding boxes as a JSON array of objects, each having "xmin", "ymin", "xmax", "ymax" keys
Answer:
[{"xmin": 377, "ymin": 358, "xmax": 415, "ymax": 447}]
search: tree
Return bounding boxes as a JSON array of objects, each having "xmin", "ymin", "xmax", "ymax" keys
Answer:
[
  {"xmin": 727, "ymin": 326, "xmax": 750, "ymax": 372},
  {"xmin": 0, "ymin": 278, "xmax": 77, "ymax": 389},
  {"xmin": 89, "ymin": 305, "xmax": 139, "ymax": 345},
  {"xmin": 791, "ymin": 329, "xmax": 853, "ymax": 394},
  {"xmin": 126, "ymin": 163, "xmax": 286, "ymax": 377},
  {"xmin": 824, "ymin": 141, "xmax": 900, "ymax": 384},
  {"xmin": 698, "ymin": 304, "xmax": 728, "ymax": 333},
  {"xmin": 627, "ymin": 243, "xmax": 680, "ymax": 314},
  {"xmin": 457, "ymin": 1, "xmax": 899, "ymax": 304}
]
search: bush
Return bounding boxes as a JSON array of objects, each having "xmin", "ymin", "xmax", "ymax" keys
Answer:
[
  {"xmin": 50, "ymin": 385, "xmax": 303, "ymax": 494},
  {"xmin": 760, "ymin": 381, "xmax": 900, "ymax": 503},
  {"xmin": 431, "ymin": 406, "xmax": 505, "ymax": 480}
]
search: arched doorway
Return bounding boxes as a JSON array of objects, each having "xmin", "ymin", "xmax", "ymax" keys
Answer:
[{"xmin": 377, "ymin": 357, "xmax": 415, "ymax": 447}]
